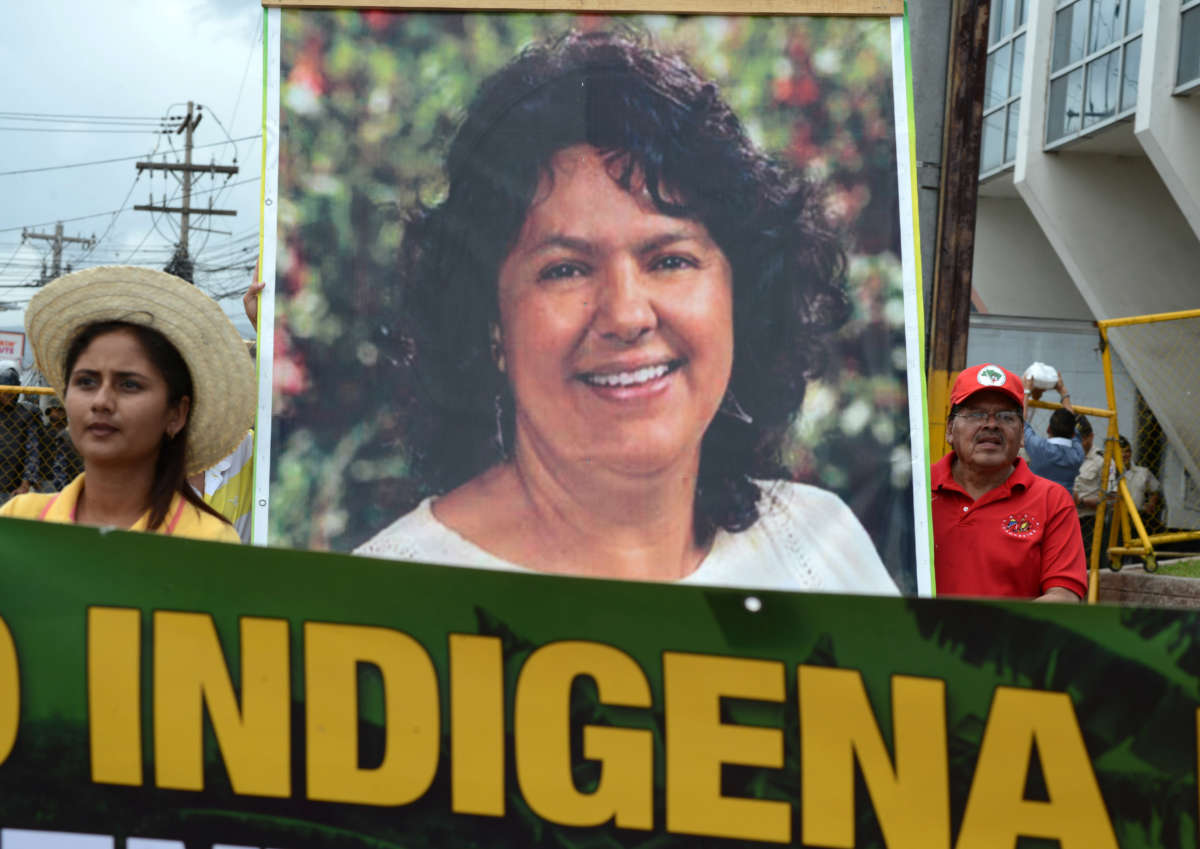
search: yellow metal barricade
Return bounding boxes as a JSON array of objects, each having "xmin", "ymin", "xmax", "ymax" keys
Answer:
[{"xmin": 1092, "ymin": 309, "xmax": 1200, "ymax": 590}]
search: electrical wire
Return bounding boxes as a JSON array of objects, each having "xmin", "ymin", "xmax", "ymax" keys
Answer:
[
  {"xmin": 0, "ymin": 210, "xmax": 130, "ymax": 234},
  {"xmin": 0, "ymin": 116, "xmax": 177, "ymax": 128},
  {"xmin": 75, "ymin": 172, "xmax": 142, "ymax": 263},
  {"xmin": 0, "ymin": 175, "xmax": 256, "ymax": 235},
  {"xmin": 0, "ymin": 111, "xmax": 182, "ymax": 120},
  {"xmin": 0, "ymin": 134, "xmax": 260, "ymax": 177},
  {"xmin": 0, "ymin": 243, "xmax": 25, "ymax": 277},
  {"xmin": 228, "ymin": 13, "xmax": 264, "ymax": 141},
  {"xmin": 0, "ymin": 127, "xmax": 185, "ymax": 134},
  {"xmin": 1, "ymin": 102, "xmax": 259, "ymax": 297},
  {"xmin": 121, "ymin": 223, "xmax": 160, "ymax": 265}
]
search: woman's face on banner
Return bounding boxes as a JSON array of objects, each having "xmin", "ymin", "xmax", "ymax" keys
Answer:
[{"xmin": 496, "ymin": 144, "xmax": 734, "ymax": 477}]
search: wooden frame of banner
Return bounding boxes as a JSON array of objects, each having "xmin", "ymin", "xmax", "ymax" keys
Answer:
[{"xmin": 262, "ymin": 0, "xmax": 904, "ymax": 15}]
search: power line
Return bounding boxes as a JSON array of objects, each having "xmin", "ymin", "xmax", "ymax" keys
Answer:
[
  {"xmin": 0, "ymin": 127, "xmax": 187, "ymax": 135},
  {"xmin": 0, "ymin": 244, "xmax": 24, "ymax": 277},
  {"xmin": 0, "ymin": 115, "xmax": 175, "ymax": 127},
  {"xmin": 0, "ymin": 176, "xmax": 257, "ymax": 235},
  {"xmin": 195, "ymin": 241, "xmax": 259, "ymax": 263},
  {"xmin": 0, "ymin": 134, "xmax": 260, "ymax": 176},
  {"xmin": 0, "ymin": 111, "xmax": 181, "ymax": 120},
  {"xmin": 228, "ymin": 14, "xmax": 264, "ymax": 140},
  {"xmin": 76, "ymin": 173, "xmax": 143, "ymax": 263},
  {"xmin": 140, "ymin": 175, "xmax": 258, "ymax": 206},
  {"xmin": 0, "ymin": 206, "xmax": 143, "ymax": 234}
]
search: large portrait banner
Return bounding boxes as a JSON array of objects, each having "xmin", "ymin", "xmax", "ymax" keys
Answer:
[{"xmin": 256, "ymin": 2, "xmax": 930, "ymax": 595}]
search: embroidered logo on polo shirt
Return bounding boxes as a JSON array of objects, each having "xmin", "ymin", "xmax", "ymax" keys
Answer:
[{"xmin": 1002, "ymin": 513, "xmax": 1041, "ymax": 538}]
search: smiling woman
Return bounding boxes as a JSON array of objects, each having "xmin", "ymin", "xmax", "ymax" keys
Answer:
[{"xmin": 350, "ymin": 30, "xmax": 898, "ymax": 593}]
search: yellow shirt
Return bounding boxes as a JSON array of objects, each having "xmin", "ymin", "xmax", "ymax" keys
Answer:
[
  {"xmin": 202, "ymin": 430, "xmax": 254, "ymax": 543},
  {"xmin": 0, "ymin": 473, "xmax": 240, "ymax": 544}
]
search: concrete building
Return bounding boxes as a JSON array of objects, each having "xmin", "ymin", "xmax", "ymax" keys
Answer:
[{"xmin": 969, "ymin": 0, "xmax": 1200, "ymax": 530}]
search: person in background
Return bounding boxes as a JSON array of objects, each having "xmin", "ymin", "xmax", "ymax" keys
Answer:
[
  {"xmin": 1021, "ymin": 371, "xmax": 1084, "ymax": 491},
  {"xmin": 0, "ymin": 361, "xmax": 41, "ymax": 502},
  {"xmin": 1118, "ymin": 435, "xmax": 1163, "ymax": 531},
  {"xmin": 1072, "ymin": 415, "xmax": 1108, "ymax": 561},
  {"xmin": 40, "ymin": 400, "xmax": 83, "ymax": 492},
  {"xmin": 184, "ymin": 275, "xmax": 263, "ymax": 544},
  {"xmin": 931, "ymin": 363, "xmax": 1087, "ymax": 601},
  {"xmin": 190, "ymin": 432, "xmax": 254, "ymax": 543}
]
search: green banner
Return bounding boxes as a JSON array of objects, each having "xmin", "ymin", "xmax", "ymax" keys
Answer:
[{"xmin": 0, "ymin": 519, "xmax": 1196, "ymax": 848}]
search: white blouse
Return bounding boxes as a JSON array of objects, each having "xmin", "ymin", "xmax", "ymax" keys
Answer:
[{"xmin": 354, "ymin": 479, "xmax": 898, "ymax": 595}]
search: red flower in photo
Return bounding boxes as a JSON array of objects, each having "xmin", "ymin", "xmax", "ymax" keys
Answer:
[{"xmin": 287, "ymin": 37, "xmax": 327, "ymax": 98}]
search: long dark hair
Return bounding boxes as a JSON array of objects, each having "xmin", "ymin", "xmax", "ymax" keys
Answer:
[
  {"xmin": 395, "ymin": 29, "xmax": 849, "ymax": 541},
  {"xmin": 63, "ymin": 320, "xmax": 230, "ymax": 531}
]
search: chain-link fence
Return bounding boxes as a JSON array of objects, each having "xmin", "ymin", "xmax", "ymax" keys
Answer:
[
  {"xmin": 1094, "ymin": 309, "xmax": 1200, "ymax": 576},
  {"xmin": 0, "ymin": 385, "xmax": 83, "ymax": 504}
]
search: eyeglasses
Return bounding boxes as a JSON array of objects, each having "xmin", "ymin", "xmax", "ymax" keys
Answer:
[{"xmin": 955, "ymin": 410, "xmax": 1022, "ymax": 427}]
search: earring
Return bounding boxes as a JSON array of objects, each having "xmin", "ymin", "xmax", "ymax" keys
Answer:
[
  {"xmin": 494, "ymin": 393, "xmax": 507, "ymax": 458},
  {"xmin": 490, "ymin": 324, "xmax": 506, "ymax": 373},
  {"xmin": 719, "ymin": 390, "xmax": 753, "ymax": 424}
]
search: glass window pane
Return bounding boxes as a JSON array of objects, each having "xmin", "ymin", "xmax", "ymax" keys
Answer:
[
  {"xmin": 990, "ymin": 0, "xmax": 1012, "ymax": 45},
  {"xmin": 1083, "ymin": 51, "xmax": 1120, "ymax": 127},
  {"xmin": 985, "ymin": 42, "xmax": 1012, "ymax": 109},
  {"xmin": 1126, "ymin": 0, "xmax": 1145, "ymax": 34},
  {"xmin": 1053, "ymin": 2, "xmax": 1088, "ymax": 70},
  {"xmin": 981, "ymin": 110, "xmax": 1005, "ymax": 173},
  {"xmin": 1015, "ymin": 0, "xmax": 1028, "ymax": 28},
  {"xmin": 1004, "ymin": 100, "xmax": 1021, "ymax": 164},
  {"xmin": 1089, "ymin": 0, "xmax": 1121, "ymax": 53},
  {"xmin": 1048, "ymin": 67, "xmax": 1084, "ymax": 141},
  {"xmin": 1122, "ymin": 37, "xmax": 1141, "ymax": 110},
  {"xmin": 1181, "ymin": 6, "xmax": 1200, "ymax": 86},
  {"xmin": 1011, "ymin": 33, "xmax": 1026, "ymax": 97}
]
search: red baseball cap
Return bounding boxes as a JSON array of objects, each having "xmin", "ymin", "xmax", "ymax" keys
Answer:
[{"xmin": 950, "ymin": 363, "xmax": 1024, "ymax": 408}]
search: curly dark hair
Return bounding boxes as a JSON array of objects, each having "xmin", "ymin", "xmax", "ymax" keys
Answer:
[{"xmin": 396, "ymin": 28, "xmax": 849, "ymax": 541}]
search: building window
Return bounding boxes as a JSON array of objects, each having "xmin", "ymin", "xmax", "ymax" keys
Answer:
[
  {"xmin": 1181, "ymin": 0, "xmax": 1200, "ymax": 92},
  {"xmin": 981, "ymin": 0, "xmax": 1027, "ymax": 176},
  {"xmin": 1046, "ymin": 0, "xmax": 1143, "ymax": 146}
]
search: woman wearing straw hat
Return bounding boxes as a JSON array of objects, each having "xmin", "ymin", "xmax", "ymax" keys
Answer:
[{"xmin": 0, "ymin": 266, "xmax": 255, "ymax": 543}]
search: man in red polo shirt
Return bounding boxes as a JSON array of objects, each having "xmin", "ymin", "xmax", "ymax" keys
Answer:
[{"xmin": 931, "ymin": 363, "xmax": 1086, "ymax": 600}]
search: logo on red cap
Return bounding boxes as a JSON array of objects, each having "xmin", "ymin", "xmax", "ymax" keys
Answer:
[{"xmin": 976, "ymin": 364, "xmax": 1007, "ymax": 387}]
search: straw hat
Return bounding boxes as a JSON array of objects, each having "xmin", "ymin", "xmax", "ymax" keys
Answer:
[{"xmin": 26, "ymin": 266, "xmax": 256, "ymax": 475}]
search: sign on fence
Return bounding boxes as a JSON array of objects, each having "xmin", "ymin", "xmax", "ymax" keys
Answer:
[
  {"xmin": 0, "ymin": 333, "xmax": 23, "ymax": 362},
  {"xmin": 0, "ymin": 518, "xmax": 1195, "ymax": 848}
]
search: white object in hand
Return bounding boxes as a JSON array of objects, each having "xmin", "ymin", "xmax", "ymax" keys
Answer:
[{"xmin": 1024, "ymin": 362, "xmax": 1059, "ymax": 390}]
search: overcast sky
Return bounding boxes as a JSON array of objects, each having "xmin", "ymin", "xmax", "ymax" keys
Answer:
[{"xmin": 1, "ymin": 0, "xmax": 263, "ymax": 356}]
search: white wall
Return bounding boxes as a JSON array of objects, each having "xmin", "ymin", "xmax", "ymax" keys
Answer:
[
  {"xmin": 1138, "ymin": 0, "xmax": 1200, "ymax": 239},
  {"xmin": 1016, "ymin": 153, "xmax": 1200, "ymax": 320},
  {"xmin": 967, "ymin": 314, "xmax": 1137, "ymax": 438},
  {"xmin": 972, "ymin": 195, "xmax": 1091, "ymax": 319}
]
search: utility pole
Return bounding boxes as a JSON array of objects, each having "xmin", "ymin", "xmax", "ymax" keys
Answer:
[
  {"xmin": 22, "ymin": 222, "xmax": 96, "ymax": 283},
  {"xmin": 926, "ymin": 0, "xmax": 990, "ymax": 452},
  {"xmin": 134, "ymin": 101, "xmax": 238, "ymax": 283}
]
